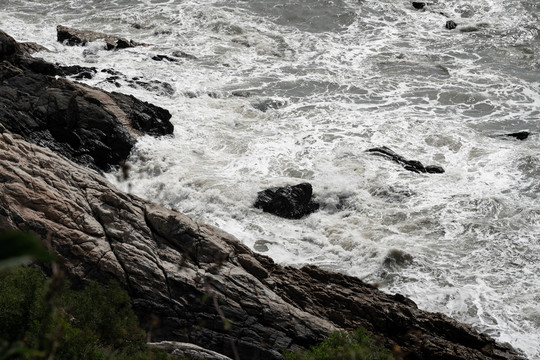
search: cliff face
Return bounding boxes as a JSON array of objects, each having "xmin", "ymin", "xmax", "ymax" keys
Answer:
[{"xmin": 0, "ymin": 30, "xmax": 526, "ymax": 360}]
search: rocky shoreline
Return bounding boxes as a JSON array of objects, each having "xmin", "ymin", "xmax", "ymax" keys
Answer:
[{"xmin": 0, "ymin": 29, "xmax": 526, "ymax": 359}]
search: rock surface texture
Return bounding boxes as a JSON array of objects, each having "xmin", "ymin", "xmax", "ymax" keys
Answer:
[
  {"xmin": 0, "ymin": 30, "xmax": 173, "ymax": 171},
  {"xmin": 0, "ymin": 30, "xmax": 526, "ymax": 360},
  {"xmin": 254, "ymin": 183, "xmax": 320, "ymax": 219}
]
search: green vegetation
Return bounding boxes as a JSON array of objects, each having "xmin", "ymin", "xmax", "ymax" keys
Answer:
[
  {"xmin": 0, "ymin": 231, "xmax": 55, "ymax": 269},
  {"xmin": 0, "ymin": 266, "xmax": 170, "ymax": 360},
  {"xmin": 283, "ymin": 328, "xmax": 394, "ymax": 360}
]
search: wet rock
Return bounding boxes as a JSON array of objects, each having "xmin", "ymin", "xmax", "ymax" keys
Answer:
[
  {"xmin": 0, "ymin": 30, "xmax": 173, "ymax": 171},
  {"xmin": 499, "ymin": 131, "xmax": 530, "ymax": 141},
  {"xmin": 130, "ymin": 78, "xmax": 176, "ymax": 97},
  {"xmin": 0, "ymin": 29, "xmax": 23, "ymax": 60},
  {"xmin": 412, "ymin": 2, "xmax": 426, "ymax": 10},
  {"xmin": 425, "ymin": 165, "xmax": 445, "ymax": 174},
  {"xmin": 19, "ymin": 42, "xmax": 50, "ymax": 54},
  {"xmin": 151, "ymin": 54, "xmax": 179, "ymax": 62},
  {"xmin": 254, "ymin": 183, "xmax": 320, "ymax": 219},
  {"xmin": 57, "ymin": 25, "xmax": 144, "ymax": 50},
  {"xmin": 367, "ymin": 146, "xmax": 445, "ymax": 174},
  {"xmin": 0, "ymin": 131, "xmax": 525, "ymax": 360},
  {"xmin": 446, "ymin": 20, "xmax": 458, "ymax": 30},
  {"xmin": 99, "ymin": 68, "xmax": 175, "ymax": 96}
]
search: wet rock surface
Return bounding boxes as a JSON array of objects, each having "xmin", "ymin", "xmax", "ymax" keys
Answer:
[
  {"xmin": 0, "ymin": 29, "xmax": 173, "ymax": 171},
  {"xmin": 498, "ymin": 131, "xmax": 530, "ymax": 141},
  {"xmin": 254, "ymin": 183, "xmax": 320, "ymax": 219},
  {"xmin": 367, "ymin": 146, "xmax": 445, "ymax": 174}
]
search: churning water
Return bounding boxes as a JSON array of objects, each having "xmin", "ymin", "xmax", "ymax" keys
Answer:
[{"xmin": 1, "ymin": 0, "xmax": 539, "ymax": 357}]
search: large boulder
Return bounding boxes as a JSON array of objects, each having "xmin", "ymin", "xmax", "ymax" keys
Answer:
[
  {"xmin": 254, "ymin": 183, "xmax": 320, "ymax": 219},
  {"xmin": 0, "ymin": 128, "xmax": 525, "ymax": 360}
]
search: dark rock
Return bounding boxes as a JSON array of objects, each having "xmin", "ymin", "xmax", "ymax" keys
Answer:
[
  {"xmin": 367, "ymin": 146, "xmax": 445, "ymax": 174},
  {"xmin": 130, "ymin": 79, "xmax": 176, "ymax": 97},
  {"xmin": 109, "ymin": 91, "xmax": 174, "ymax": 136},
  {"xmin": 425, "ymin": 165, "xmax": 445, "ymax": 174},
  {"xmin": 0, "ymin": 29, "xmax": 23, "ymax": 60},
  {"xmin": 58, "ymin": 64, "xmax": 97, "ymax": 79},
  {"xmin": 499, "ymin": 131, "xmax": 530, "ymax": 141},
  {"xmin": 151, "ymin": 54, "xmax": 179, "ymax": 62},
  {"xmin": 446, "ymin": 20, "xmax": 458, "ymax": 30},
  {"xmin": 412, "ymin": 2, "xmax": 426, "ymax": 10},
  {"xmin": 0, "ymin": 30, "xmax": 173, "ymax": 171},
  {"xmin": 57, "ymin": 25, "xmax": 143, "ymax": 50},
  {"xmin": 99, "ymin": 69, "xmax": 175, "ymax": 96},
  {"xmin": 254, "ymin": 183, "xmax": 320, "ymax": 219},
  {"xmin": 19, "ymin": 42, "xmax": 50, "ymax": 54}
]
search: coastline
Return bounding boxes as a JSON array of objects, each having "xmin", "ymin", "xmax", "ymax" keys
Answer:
[{"xmin": 0, "ymin": 29, "xmax": 527, "ymax": 360}]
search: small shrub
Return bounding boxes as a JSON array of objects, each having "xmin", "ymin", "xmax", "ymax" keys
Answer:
[
  {"xmin": 284, "ymin": 328, "xmax": 394, "ymax": 360},
  {"xmin": 0, "ymin": 266, "xmax": 170, "ymax": 360}
]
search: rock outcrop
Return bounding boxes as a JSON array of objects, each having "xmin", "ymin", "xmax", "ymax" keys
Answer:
[
  {"xmin": 0, "ymin": 30, "xmax": 526, "ymax": 360},
  {"xmin": 0, "ymin": 29, "xmax": 173, "ymax": 171},
  {"xmin": 367, "ymin": 146, "xmax": 445, "ymax": 174},
  {"xmin": 498, "ymin": 131, "xmax": 530, "ymax": 141},
  {"xmin": 57, "ymin": 25, "xmax": 144, "ymax": 50},
  {"xmin": 446, "ymin": 20, "xmax": 458, "ymax": 30},
  {"xmin": 254, "ymin": 183, "xmax": 320, "ymax": 219}
]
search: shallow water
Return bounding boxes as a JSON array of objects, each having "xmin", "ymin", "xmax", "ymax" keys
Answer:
[{"xmin": 1, "ymin": 0, "xmax": 539, "ymax": 357}]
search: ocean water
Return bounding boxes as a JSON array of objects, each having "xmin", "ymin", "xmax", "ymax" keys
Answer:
[{"xmin": 1, "ymin": 0, "xmax": 539, "ymax": 357}]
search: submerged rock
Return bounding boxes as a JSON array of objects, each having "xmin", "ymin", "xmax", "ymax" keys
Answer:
[
  {"xmin": 412, "ymin": 2, "xmax": 426, "ymax": 10},
  {"xmin": 254, "ymin": 183, "xmax": 320, "ymax": 219},
  {"xmin": 367, "ymin": 146, "xmax": 445, "ymax": 174}
]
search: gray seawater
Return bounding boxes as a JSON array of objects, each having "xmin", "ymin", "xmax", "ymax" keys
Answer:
[{"xmin": 1, "ymin": 0, "xmax": 539, "ymax": 357}]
